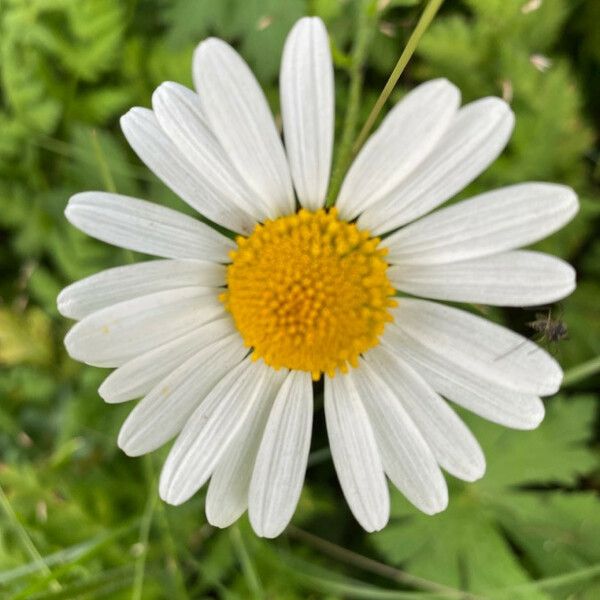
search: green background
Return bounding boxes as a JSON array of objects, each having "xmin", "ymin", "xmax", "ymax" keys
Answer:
[{"xmin": 0, "ymin": 0, "xmax": 599, "ymax": 598}]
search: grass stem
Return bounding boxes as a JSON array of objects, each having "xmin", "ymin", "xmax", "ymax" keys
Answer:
[{"xmin": 352, "ymin": 0, "xmax": 445, "ymax": 155}]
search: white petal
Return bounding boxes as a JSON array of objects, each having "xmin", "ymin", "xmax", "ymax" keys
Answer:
[
  {"xmin": 159, "ymin": 360, "xmax": 277, "ymax": 505},
  {"xmin": 120, "ymin": 107, "xmax": 256, "ymax": 234},
  {"xmin": 58, "ymin": 259, "xmax": 225, "ymax": 320},
  {"xmin": 337, "ymin": 79, "xmax": 460, "ymax": 220},
  {"xmin": 206, "ymin": 369, "xmax": 287, "ymax": 528},
  {"xmin": 358, "ymin": 97, "xmax": 515, "ymax": 234},
  {"xmin": 280, "ymin": 17, "xmax": 333, "ymax": 210},
  {"xmin": 66, "ymin": 192, "xmax": 234, "ymax": 261},
  {"xmin": 385, "ymin": 183, "xmax": 579, "ymax": 265},
  {"xmin": 249, "ymin": 371, "xmax": 313, "ymax": 538},
  {"xmin": 118, "ymin": 333, "xmax": 248, "ymax": 456},
  {"xmin": 193, "ymin": 39, "xmax": 294, "ymax": 217},
  {"xmin": 324, "ymin": 375, "xmax": 389, "ymax": 532},
  {"xmin": 350, "ymin": 363, "xmax": 448, "ymax": 514},
  {"xmin": 365, "ymin": 346, "xmax": 485, "ymax": 481},
  {"xmin": 386, "ymin": 336, "xmax": 545, "ymax": 429},
  {"xmin": 152, "ymin": 83, "xmax": 270, "ymax": 227},
  {"xmin": 99, "ymin": 317, "xmax": 236, "ymax": 403},
  {"xmin": 389, "ymin": 251, "xmax": 576, "ymax": 306},
  {"xmin": 64, "ymin": 288, "xmax": 223, "ymax": 367},
  {"xmin": 385, "ymin": 298, "xmax": 562, "ymax": 396}
]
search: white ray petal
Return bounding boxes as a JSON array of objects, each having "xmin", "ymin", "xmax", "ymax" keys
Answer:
[
  {"xmin": 365, "ymin": 346, "xmax": 485, "ymax": 482},
  {"xmin": 159, "ymin": 360, "xmax": 277, "ymax": 505},
  {"xmin": 337, "ymin": 79, "xmax": 460, "ymax": 220},
  {"xmin": 324, "ymin": 375, "xmax": 389, "ymax": 532},
  {"xmin": 206, "ymin": 369, "xmax": 287, "ymax": 528},
  {"xmin": 64, "ymin": 288, "xmax": 223, "ymax": 367},
  {"xmin": 66, "ymin": 192, "xmax": 234, "ymax": 261},
  {"xmin": 118, "ymin": 333, "xmax": 248, "ymax": 456},
  {"xmin": 249, "ymin": 370, "xmax": 313, "ymax": 537},
  {"xmin": 152, "ymin": 82, "xmax": 271, "ymax": 226},
  {"xmin": 384, "ymin": 298, "xmax": 562, "ymax": 396},
  {"xmin": 389, "ymin": 251, "xmax": 576, "ymax": 306},
  {"xmin": 58, "ymin": 259, "xmax": 225, "ymax": 320},
  {"xmin": 193, "ymin": 38, "xmax": 294, "ymax": 217},
  {"xmin": 385, "ymin": 183, "xmax": 578, "ymax": 265},
  {"xmin": 350, "ymin": 363, "xmax": 448, "ymax": 514},
  {"xmin": 358, "ymin": 97, "xmax": 515, "ymax": 234},
  {"xmin": 120, "ymin": 107, "xmax": 256, "ymax": 234},
  {"xmin": 99, "ymin": 317, "xmax": 237, "ymax": 403},
  {"xmin": 384, "ymin": 336, "xmax": 545, "ymax": 430},
  {"xmin": 280, "ymin": 17, "xmax": 334, "ymax": 210}
]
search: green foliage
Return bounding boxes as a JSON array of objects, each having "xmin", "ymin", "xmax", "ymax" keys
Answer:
[
  {"xmin": 163, "ymin": 0, "xmax": 307, "ymax": 81},
  {"xmin": 0, "ymin": 0, "xmax": 598, "ymax": 598},
  {"xmin": 373, "ymin": 398, "xmax": 600, "ymax": 597}
]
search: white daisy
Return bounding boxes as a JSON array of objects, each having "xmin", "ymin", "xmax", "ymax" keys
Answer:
[{"xmin": 58, "ymin": 17, "xmax": 578, "ymax": 537}]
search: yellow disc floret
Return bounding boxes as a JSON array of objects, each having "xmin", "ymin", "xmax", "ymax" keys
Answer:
[{"xmin": 221, "ymin": 208, "xmax": 396, "ymax": 380}]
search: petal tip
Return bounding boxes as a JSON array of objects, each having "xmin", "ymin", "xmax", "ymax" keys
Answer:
[
  {"xmin": 252, "ymin": 522, "xmax": 285, "ymax": 539},
  {"xmin": 462, "ymin": 458, "xmax": 487, "ymax": 483},
  {"xmin": 117, "ymin": 429, "xmax": 142, "ymax": 458},
  {"xmin": 56, "ymin": 289, "xmax": 71, "ymax": 318},
  {"xmin": 97, "ymin": 380, "xmax": 115, "ymax": 403}
]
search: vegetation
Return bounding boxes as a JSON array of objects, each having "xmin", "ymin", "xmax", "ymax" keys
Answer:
[{"xmin": 0, "ymin": 0, "xmax": 598, "ymax": 597}]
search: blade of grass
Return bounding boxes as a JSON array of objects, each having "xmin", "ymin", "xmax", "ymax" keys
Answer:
[
  {"xmin": 21, "ymin": 565, "xmax": 139, "ymax": 600},
  {"xmin": 286, "ymin": 525, "xmax": 486, "ymax": 599},
  {"xmin": 131, "ymin": 456, "xmax": 158, "ymax": 600},
  {"xmin": 34, "ymin": 135, "xmax": 154, "ymax": 182},
  {"xmin": 352, "ymin": 0, "xmax": 445, "ymax": 154},
  {"xmin": 491, "ymin": 562, "xmax": 600, "ymax": 596},
  {"xmin": 0, "ymin": 484, "xmax": 61, "ymax": 592},
  {"xmin": 8, "ymin": 520, "xmax": 140, "ymax": 599},
  {"xmin": 90, "ymin": 129, "xmax": 117, "ymax": 193},
  {"xmin": 0, "ymin": 520, "xmax": 138, "ymax": 591},
  {"xmin": 150, "ymin": 457, "xmax": 190, "ymax": 600},
  {"xmin": 229, "ymin": 525, "xmax": 265, "ymax": 600},
  {"xmin": 272, "ymin": 549, "xmax": 447, "ymax": 599}
]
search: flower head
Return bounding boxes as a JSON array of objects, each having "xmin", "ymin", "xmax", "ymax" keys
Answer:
[{"xmin": 58, "ymin": 17, "xmax": 578, "ymax": 537}]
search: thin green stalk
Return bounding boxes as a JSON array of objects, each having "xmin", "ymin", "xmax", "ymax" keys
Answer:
[
  {"xmin": 131, "ymin": 457, "xmax": 158, "ymax": 600},
  {"xmin": 492, "ymin": 562, "xmax": 600, "ymax": 595},
  {"xmin": 8, "ymin": 521, "xmax": 140, "ymax": 600},
  {"xmin": 0, "ymin": 484, "xmax": 62, "ymax": 592},
  {"xmin": 287, "ymin": 526, "xmax": 485, "ymax": 600},
  {"xmin": 230, "ymin": 525, "xmax": 265, "ymax": 599},
  {"xmin": 327, "ymin": 0, "xmax": 378, "ymax": 205},
  {"xmin": 90, "ymin": 128, "xmax": 117, "ymax": 193},
  {"xmin": 151, "ymin": 458, "xmax": 190, "ymax": 600},
  {"xmin": 352, "ymin": 0, "xmax": 445, "ymax": 155},
  {"xmin": 24, "ymin": 566, "xmax": 139, "ymax": 600},
  {"xmin": 34, "ymin": 135, "xmax": 153, "ymax": 182},
  {"xmin": 561, "ymin": 354, "xmax": 600, "ymax": 387}
]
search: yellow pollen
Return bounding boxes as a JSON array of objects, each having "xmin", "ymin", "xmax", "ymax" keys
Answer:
[{"xmin": 221, "ymin": 208, "xmax": 397, "ymax": 380}]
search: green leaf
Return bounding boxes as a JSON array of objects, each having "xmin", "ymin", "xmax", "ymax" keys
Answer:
[{"xmin": 373, "ymin": 397, "xmax": 599, "ymax": 594}]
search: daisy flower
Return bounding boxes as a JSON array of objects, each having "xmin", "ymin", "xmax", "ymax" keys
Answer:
[{"xmin": 58, "ymin": 17, "xmax": 578, "ymax": 537}]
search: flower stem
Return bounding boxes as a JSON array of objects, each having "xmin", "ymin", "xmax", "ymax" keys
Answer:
[
  {"xmin": 352, "ymin": 0, "xmax": 444, "ymax": 155},
  {"xmin": 287, "ymin": 525, "xmax": 484, "ymax": 599},
  {"xmin": 230, "ymin": 525, "xmax": 265, "ymax": 599},
  {"xmin": 352, "ymin": 0, "xmax": 445, "ymax": 156},
  {"xmin": 561, "ymin": 354, "xmax": 600, "ymax": 387},
  {"xmin": 326, "ymin": 0, "xmax": 378, "ymax": 206}
]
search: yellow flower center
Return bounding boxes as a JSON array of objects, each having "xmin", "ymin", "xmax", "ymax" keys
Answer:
[{"xmin": 221, "ymin": 208, "xmax": 396, "ymax": 380}]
